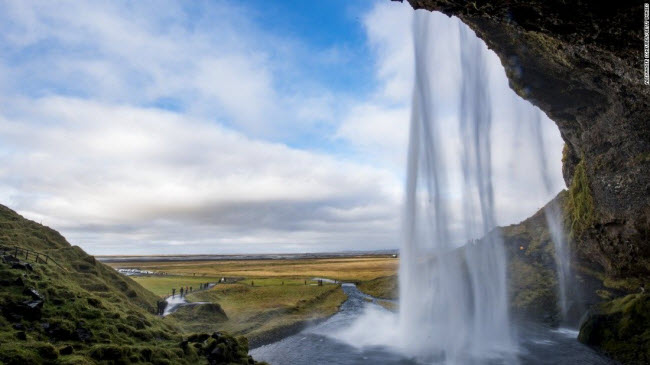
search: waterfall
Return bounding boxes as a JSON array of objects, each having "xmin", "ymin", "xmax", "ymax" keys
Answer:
[
  {"xmin": 526, "ymin": 108, "xmax": 574, "ymax": 321},
  {"xmin": 399, "ymin": 12, "xmax": 516, "ymax": 362}
]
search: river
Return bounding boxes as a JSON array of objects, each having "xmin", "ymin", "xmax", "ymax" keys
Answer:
[{"xmin": 250, "ymin": 284, "xmax": 613, "ymax": 365}]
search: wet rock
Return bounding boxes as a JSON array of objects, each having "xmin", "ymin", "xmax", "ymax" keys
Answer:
[
  {"xmin": 44, "ymin": 321, "xmax": 79, "ymax": 342},
  {"xmin": 3, "ymin": 299, "xmax": 43, "ymax": 321},
  {"xmin": 2, "ymin": 254, "xmax": 18, "ymax": 263},
  {"xmin": 75, "ymin": 322, "xmax": 93, "ymax": 342},
  {"xmin": 187, "ymin": 333, "xmax": 210, "ymax": 343},
  {"xmin": 23, "ymin": 300, "xmax": 43, "ymax": 320},
  {"xmin": 11, "ymin": 262, "xmax": 33, "ymax": 271},
  {"xmin": 578, "ymin": 294, "xmax": 650, "ymax": 364},
  {"xmin": 208, "ymin": 345, "xmax": 226, "ymax": 364},
  {"xmin": 23, "ymin": 287, "xmax": 43, "ymax": 300},
  {"xmin": 59, "ymin": 345, "xmax": 74, "ymax": 355}
]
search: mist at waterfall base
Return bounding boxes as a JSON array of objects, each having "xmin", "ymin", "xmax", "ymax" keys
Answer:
[{"xmin": 252, "ymin": 10, "xmax": 608, "ymax": 365}]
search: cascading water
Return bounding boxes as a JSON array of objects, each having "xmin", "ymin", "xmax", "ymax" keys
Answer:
[
  {"xmin": 399, "ymin": 12, "xmax": 515, "ymax": 363},
  {"xmin": 525, "ymin": 108, "xmax": 574, "ymax": 321}
]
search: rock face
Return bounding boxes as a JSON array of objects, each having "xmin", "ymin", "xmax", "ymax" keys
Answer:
[{"xmin": 407, "ymin": 0, "xmax": 649, "ymax": 279}]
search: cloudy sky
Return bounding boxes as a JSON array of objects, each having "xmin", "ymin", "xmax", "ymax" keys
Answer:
[{"xmin": 0, "ymin": 0, "xmax": 565, "ymax": 255}]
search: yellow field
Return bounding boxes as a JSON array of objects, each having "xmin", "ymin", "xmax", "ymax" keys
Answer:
[{"xmin": 107, "ymin": 255, "xmax": 398, "ymax": 282}]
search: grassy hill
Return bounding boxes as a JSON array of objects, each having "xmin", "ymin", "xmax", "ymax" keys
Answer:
[{"xmin": 0, "ymin": 204, "xmax": 262, "ymax": 365}]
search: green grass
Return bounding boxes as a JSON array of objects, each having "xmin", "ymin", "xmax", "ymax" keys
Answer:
[
  {"xmin": 0, "ymin": 204, "xmax": 258, "ymax": 364},
  {"xmin": 177, "ymin": 279, "xmax": 347, "ymax": 345},
  {"xmin": 357, "ymin": 275, "xmax": 397, "ymax": 299},
  {"xmin": 119, "ymin": 259, "xmax": 391, "ymax": 347},
  {"xmin": 130, "ymin": 275, "xmax": 224, "ymax": 297}
]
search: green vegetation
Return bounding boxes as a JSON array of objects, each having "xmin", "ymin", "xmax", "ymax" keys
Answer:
[
  {"xmin": 565, "ymin": 158, "xmax": 595, "ymax": 237},
  {"xmin": 177, "ymin": 278, "xmax": 347, "ymax": 346},
  {"xmin": 167, "ymin": 303, "xmax": 228, "ymax": 333},
  {"xmin": 357, "ymin": 275, "xmax": 397, "ymax": 299},
  {"xmin": 130, "ymin": 275, "xmax": 224, "ymax": 297},
  {"xmin": 579, "ymin": 294, "xmax": 650, "ymax": 364},
  {"xmin": 561, "ymin": 143, "xmax": 569, "ymax": 165},
  {"xmin": 0, "ymin": 204, "xmax": 260, "ymax": 364},
  {"xmin": 500, "ymin": 192, "xmax": 565, "ymax": 323}
]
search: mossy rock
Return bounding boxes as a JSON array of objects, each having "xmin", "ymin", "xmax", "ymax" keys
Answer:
[
  {"xmin": 578, "ymin": 294, "xmax": 650, "ymax": 364},
  {"xmin": 565, "ymin": 158, "xmax": 595, "ymax": 238}
]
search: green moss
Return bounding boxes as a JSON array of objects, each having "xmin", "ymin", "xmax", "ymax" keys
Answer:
[
  {"xmin": 525, "ymin": 31, "xmax": 572, "ymax": 67},
  {"xmin": 579, "ymin": 294, "xmax": 650, "ymax": 364},
  {"xmin": 565, "ymin": 158, "xmax": 595, "ymax": 237}
]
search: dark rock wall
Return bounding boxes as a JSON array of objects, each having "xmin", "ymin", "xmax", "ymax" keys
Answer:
[{"xmin": 407, "ymin": 0, "xmax": 650, "ymax": 279}]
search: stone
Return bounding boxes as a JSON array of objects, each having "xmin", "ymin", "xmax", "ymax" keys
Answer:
[
  {"xmin": 75, "ymin": 322, "xmax": 93, "ymax": 343},
  {"xmin": 23, "ymin": 287, "xmax": 43, "ymax": 300},
  {"xmin": 2, "ymin": 254, "xmax": 18, "ymax": 263},
  {"xmin": 11, "ymin": 262, "xmax": 33, "ymax": 271},
  {"xmin": 59, "ymin": 345, "xmax": 74, "ymax": 355}
]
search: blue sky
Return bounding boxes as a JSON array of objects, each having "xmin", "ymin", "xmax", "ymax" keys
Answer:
[{"xmin": 0, "ymin": 0, "xmax": 565, "ymax": 254}]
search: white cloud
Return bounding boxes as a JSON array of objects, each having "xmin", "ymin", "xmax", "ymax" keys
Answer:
[
  {"xmin": 0, "ymin": 0, "xmax": 567, "ymax": 255},
  {"xmin": 0, "ymin": 96, "xmax": 402, "ymax": 254}
]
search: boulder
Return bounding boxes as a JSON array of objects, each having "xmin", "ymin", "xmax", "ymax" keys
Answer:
[
  {"xmin": 23, "ymin": 288, "xmax": 43, "ymax": 300},
  {"xmin": 11, "ymin": 262, "xmax": 33, "ymax": 271},
  {"xmin": 579, "ymin": 294, "xmax": 650, "ymax": 364}
]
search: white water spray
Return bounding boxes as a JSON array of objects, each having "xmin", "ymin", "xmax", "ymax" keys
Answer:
[{"xmin": 399, "ymin": 13, "xmax": 515, "ymax": 363}]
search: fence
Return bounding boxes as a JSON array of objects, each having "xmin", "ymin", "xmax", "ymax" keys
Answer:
[{"xmin": 0, "ymin": 244, "xmax": 67, "ymax": 271}]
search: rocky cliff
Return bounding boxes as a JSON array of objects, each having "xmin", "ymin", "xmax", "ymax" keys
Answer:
[
  {"xmin": 407, "ymin": 0, "xmax": 649, "ymax": 279},
  {"xmin": 404, "ymin": 1, "xmax": 649, "ymax": 362}
]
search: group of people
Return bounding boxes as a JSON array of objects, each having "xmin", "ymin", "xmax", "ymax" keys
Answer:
[
  {"xmin": 171, "ymin": 286, "xmax": 193, "ymax": 298},
  {"xmin": 170, "ymin": 282, "xmax": 213, "ymax": 299}
]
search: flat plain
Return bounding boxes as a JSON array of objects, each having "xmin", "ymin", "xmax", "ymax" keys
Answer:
[{"xmin": 106, "ymin": 255, "xmax": 398, "ymax": 346}]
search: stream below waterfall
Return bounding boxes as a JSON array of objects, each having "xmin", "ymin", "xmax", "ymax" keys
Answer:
[{"xmin": 250, "ymin": 284, "xmax": 614, "ymax": 365}]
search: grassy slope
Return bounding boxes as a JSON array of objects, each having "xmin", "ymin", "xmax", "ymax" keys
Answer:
[
  {"xmin": 177, "ymin": 278, "xmax": 346, "ymax": 347},
  {"xmin": 0, "ymin": 204, "xmax": 259, "ymax": 365},
  {"xmin": 500, "ymin": 195, "xmax": 562, "ymax": 323},
  {"xmin": 357, "ymin": 275, "xmax": 397, "ymax": 300}
]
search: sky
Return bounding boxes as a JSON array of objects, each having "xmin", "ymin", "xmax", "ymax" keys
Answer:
[{"xmin": 0, "ymin": 0, "xmax": 566, "ymax": 255}]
